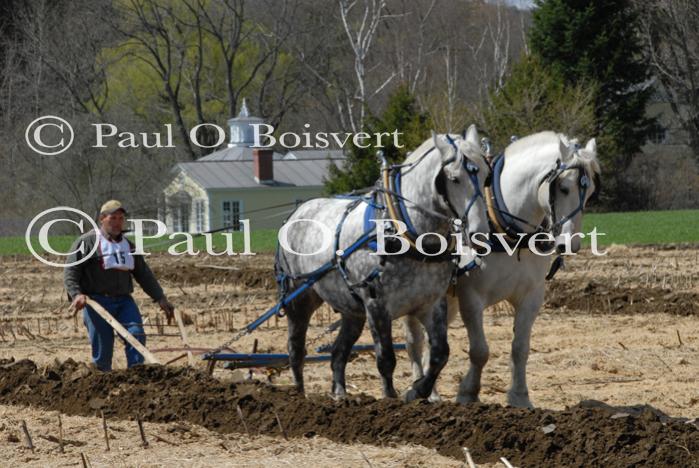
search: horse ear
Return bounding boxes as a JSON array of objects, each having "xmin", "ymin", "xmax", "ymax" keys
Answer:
[
  {"xmin": 585, "ymin": 138, "xmax": 597, "ymax": 153},
  {"xmin": 559, "ymin": 137, "xmax": 571, "ymax": 160},
  {"xmin": 465, "ymin": 124, "xmax": 479, "ymax": 146},
  {"xmin": 433, "ymin": 131, "xmax": 451, "ymax": 157}
]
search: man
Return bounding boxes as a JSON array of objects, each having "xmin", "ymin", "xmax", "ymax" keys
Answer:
[{"xmin": 64, "ymin": 200, "xmax": 174, "ymax": 371}]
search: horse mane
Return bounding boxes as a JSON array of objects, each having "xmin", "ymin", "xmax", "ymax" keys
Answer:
[
  {"xmin": 506, "ymin": 131, "xmax": 601, "ymax": 178},
  {"xmin": 567, "ymin": 141, "xmax": 601, "ymax": 180},
  {"xmin": 404, "ymin": 133, "xmax": 480, "ymax": 164},
  {"xmin": 404, "ymin": 136, "xmax": 444, "ymax": 164}
]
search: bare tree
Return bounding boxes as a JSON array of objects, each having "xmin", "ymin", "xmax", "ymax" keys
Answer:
[
  {"xmin": 465, "ymin": 1, "xmax": 517, "ymax": 106},
  {"xmin": 107, "ymin": 0, "xmax": 195, "ymax": 158},
  {"xmin": 107, "ymin": 0, "xmax": 304, "ymax": 158},
  {"xmin": 639, "ymin": 0, "xmax": 699, "ymax": 159},
  {"xmin": 417, "ymin": 0, "xmax": 530, "ymax": 133},
  {"xmin": 384, "ymin": 0, "xmax": 439, "ymax": 95},
  {"xmin": 187, "ymin": 0, "xmax": 302, "ymax": 125},
  {"xmin": 338, "ymin": 0, "xmax": 394, "ymax": 132},
  {"xmin": 0, "ymin": 0, "xmax": 179, "ymax": 222}
]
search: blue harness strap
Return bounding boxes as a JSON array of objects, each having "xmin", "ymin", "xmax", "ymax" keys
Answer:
[
  {"xmin": 393, "ymin": 171, "xmax": 419, "ymax": 238},
  {"xmin": 363, "ymin": 193, "xmax": 379, "ymax": 251}
]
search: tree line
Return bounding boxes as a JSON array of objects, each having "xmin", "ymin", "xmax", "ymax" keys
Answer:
[{"xmin": 0, "ymin": 0, "xmax": 697, "ymax": 234}]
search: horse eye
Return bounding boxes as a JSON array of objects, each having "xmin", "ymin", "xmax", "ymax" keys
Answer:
[
  {"xmin": 560, "ymin": 186, "xmax": 570, "ymax": 196},
  {"xmin": 466, "ymin": 162, "xmax": 479, "ymax": 174}
]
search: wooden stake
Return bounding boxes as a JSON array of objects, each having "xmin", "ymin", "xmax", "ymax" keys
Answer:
[
  {"xmin": 174, "ymin": 309, "xmax": 194, "ymax": 366},
  {"xmin": 58, "ymin": 413, "xmax": 65, "ymax": 454},
  {"xmin": 164, "ymin": 353, "xmax": 188, "ymax": 366},
  {"xmin": 236, "ymin": 404, "xmax": 250, "ymax": 435},
  {"xmin": 249, "ymin": 339, "xmax": 258, "ymax": 379},
  {"xmin": 136, "ymin": 416, "xmax": 149, "ymax": 448},
  {"xmin": 676, "ymin": 329, "xmax": 683, "ymax": 347},
  {"xmin": 274, "ymin": 410, "xmax": 288, "ymax": 440},
  {"xmin": 207, "ymin": 359, "xmax": 216, "ymax": 375},
  {"xmin": 463, "ymin": 447, "xmax": 476, "ymax": 468},
  {"xmin": 20, "ymin": 420, "xmax": 34, "ymax": 453},
  {"xmin": 500, "ymin": 457, "xmax": 514, "ymax": 468},
  {"xmin": 101, "ymin": 410, "xmax": 110, "ymax": 451},
  {"xmin": 359, "ymin": 449, "xmax": 373, "ymax": 467},
  {"xmin": 80, "ymin": 452, "xmax": 91, "ymax": 467},
  {"xmin": 153, "ymin": 434, "xmax": 178, "ymax": 446}
]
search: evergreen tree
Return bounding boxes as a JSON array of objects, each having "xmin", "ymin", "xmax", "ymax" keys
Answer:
[
  {"xmin": 325, "ymin": 84, "xmax": 432, "ymax": 194},
  {"xmin": 529, "ymin": 0, "xmax": 655, "ymax": 208},
  {"xmin": 481, "ymin": 55, "xmax": 596, "ymax": 151}
]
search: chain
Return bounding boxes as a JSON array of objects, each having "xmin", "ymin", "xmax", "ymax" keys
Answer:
[
  {"xmin": 306, "ymin": 319, "xmax": 342, "ymax": 350},
  {"xmin": 207, "ymin": 327, "xmax": 250, "ymax": 356},
  {"xmin": 207, "ymin": 316, "xmax": 340, "ymax": 358}
]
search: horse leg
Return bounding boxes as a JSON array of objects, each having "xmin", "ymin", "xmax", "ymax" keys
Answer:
[
  {"xmin": 403, "ymin": 315, "xmax": 426, "ymax": 383},
  {"xmin": 365, "ymin": 299, "xmax": 398, "ymax": 398},
  {"xmin": 404, "ymin": 298, "xmax": 450, "ymax": 402},
  {"xmin": 286, "ymin": 290, "xmax": 322, "ymax": 394},
  {"xmin": 507, "ymin": 287, "xmax": 544, "ymax": 408},
  {"xmin": 456, "ymin": 294, "xmax": 488, "ymax": 404},
  {"xmin": 330, "ymin": 313, "xmax": 366, "ymax": 398}
]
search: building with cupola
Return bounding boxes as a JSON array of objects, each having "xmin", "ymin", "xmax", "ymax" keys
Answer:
[{"xmin": 161, "ymin": 100, "xmax": 345, "ymax": 233}]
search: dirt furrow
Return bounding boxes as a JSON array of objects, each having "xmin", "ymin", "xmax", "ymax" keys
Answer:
[{"xmin": 0, "ymin": 358, "xmax": 696, "ymax": 466}]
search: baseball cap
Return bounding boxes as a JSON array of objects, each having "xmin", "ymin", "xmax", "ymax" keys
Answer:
[{"xmin": 100, "ymin": 200, "xmax": 127, "ymax": 216}]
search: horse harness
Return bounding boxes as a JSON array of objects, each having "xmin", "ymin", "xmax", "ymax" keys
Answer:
[
  {"xmin": 482, "ymin": 143, "xmax": 599, "ymax": 280},
  {"xmin": 276, "ymin": 138, "xmax": 487, "ymax": 307}
]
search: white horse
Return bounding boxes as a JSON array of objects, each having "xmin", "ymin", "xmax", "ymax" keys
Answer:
[{"xmin": 404, "ymin": 131, "xmax": 600, "ymax": 407}]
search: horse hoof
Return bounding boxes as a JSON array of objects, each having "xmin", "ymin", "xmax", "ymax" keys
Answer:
[
  {"xmin": 403, "ymin": 389, "xmax": 420, "ymax": 402},
  {"xmin": 427, "ymin": 392, "xmax": 442, "ymax": 403},
  {"xmin": 384, "ymin": 388, "xmax": 399, "ymax": 399},
  {"xmin": 331, "ymin": 387, "xmax": 348, "ymax": 401},
  {"xmin": 456, "ymin": 393, "xmax": 480, "ymax": 405},
  {"xmin": 507, "ymin": 391, "xmax": 533, "ymax": 409}
]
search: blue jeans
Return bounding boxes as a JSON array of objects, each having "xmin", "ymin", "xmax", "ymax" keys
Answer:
[{"xmin": 83, "ymin": 295, "xmax": 146, "ymax": 371}]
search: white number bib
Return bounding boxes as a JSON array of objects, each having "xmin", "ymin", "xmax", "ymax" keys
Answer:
[{"xmin": 98, "ymin": 233, "xmax": 135, "ymax": 271}]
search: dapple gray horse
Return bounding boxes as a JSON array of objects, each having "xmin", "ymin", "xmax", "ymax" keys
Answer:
[
  {"xmin": 276, "ymin": 126, "xmax": 490, "ymax": 400},
  {"xmin": 404, "ymin": 131, "xmax": 601, "ymax": 407}
]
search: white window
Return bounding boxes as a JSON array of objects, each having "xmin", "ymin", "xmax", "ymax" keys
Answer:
[
  {"xmin": 173, "ymin": 204, "xmax": 189, "ymax": 232},
  {"xmin": 222, "ymin": 200, "xmax": 242, "ymax": 231},
  {"xmin": 195, "ymin": 200, "xmax": 205, "ymax": 233}
]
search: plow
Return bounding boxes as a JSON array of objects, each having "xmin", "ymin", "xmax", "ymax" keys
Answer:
[
  {"xmin": 206, "ymin": 343, "xmax": 408, "ymax": 370},
  {"xmin": 78, "ymin": 274, "xmax": 408, "ymax": 374}
]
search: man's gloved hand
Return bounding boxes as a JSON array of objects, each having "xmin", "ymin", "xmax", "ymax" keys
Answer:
[{"xmin": 158, "ymin": 296, "xmax": 175, "ymax": 324}]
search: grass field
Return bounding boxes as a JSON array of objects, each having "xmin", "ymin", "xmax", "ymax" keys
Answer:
[
  {"xmin": 581, "ymin": 209, "xmax": 699, "ymax": 246},
  {"xmin": 2, "ymin": 209, "xmax": 698, "ymax": 256},
  {"xmin": 4, "ymin": 230, "xmax": 280, "ymax": 257}
]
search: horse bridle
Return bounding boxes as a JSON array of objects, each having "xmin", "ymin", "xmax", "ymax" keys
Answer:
[
  {"xmin": 541, "ymin": 157, "xmax": 600, "ymax": 236},
  {"xmin": 439, "ymin": 134, "xmax": 487, "ymax": 224},
  {"xmin": 375, "ymin": 135, "xmax": 489, "ymax": 256}
]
